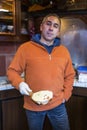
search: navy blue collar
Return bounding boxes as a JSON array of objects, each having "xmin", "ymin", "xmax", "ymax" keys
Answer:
[{"xmin": 31, "ymin": 34, "xmax": 61, "ymax": 54}]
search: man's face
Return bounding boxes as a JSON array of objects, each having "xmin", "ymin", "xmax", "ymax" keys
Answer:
[{"xmin": 40, "ymin": 16, "xmax": 60, "ymax": 42}]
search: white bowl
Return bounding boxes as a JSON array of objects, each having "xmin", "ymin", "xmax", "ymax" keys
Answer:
[{"xmin": 31, "ymin": 90, "xmax": 53, "ymax": 105}]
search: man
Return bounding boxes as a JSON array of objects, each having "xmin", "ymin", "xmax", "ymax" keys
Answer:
[{"xmin": 7, "ymin": 13, "xmax": 75, "ymax": 130}]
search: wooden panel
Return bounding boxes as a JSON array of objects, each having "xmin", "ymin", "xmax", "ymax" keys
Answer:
[
  {"xmin": 2, "ymin": 97, "xmax": 28, "ymax": 130},
  {"xmin": 1, "ymin": 87, "xmax": 87, "ymax": 130},
  {"xmin": 66, "ymin": 95, "xmax": 87, "ymax": 130},
  {"xmin": 73, "ymin": 87, "xmax": 87, "ymax": 97},
  {"xmin": 0, "ymin": 89, "xmax": 53, "ymax": 130}
]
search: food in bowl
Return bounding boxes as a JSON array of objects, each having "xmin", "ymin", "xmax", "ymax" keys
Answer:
[{"xmin": 31, "ymin": 90, "xmax": 53, "ymax": 105}]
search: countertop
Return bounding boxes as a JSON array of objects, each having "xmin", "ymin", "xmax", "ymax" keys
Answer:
[
  {"xmin": 0, "ymin": 76, "xmax": 87, "ymax": 91},
  {"xmin": 0, "ymin": 76, "xmax": 14, "ymax": 91}
]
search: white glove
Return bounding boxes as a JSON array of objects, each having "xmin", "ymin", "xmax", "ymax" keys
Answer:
[{"xmin": 19, "ymin": 82, "xmax": 32, "ymax": 96}]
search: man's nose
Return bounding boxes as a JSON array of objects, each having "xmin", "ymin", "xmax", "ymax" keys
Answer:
[{"xmin": 49, "ymin": 25, "xmax": 53, "ymax": 31}]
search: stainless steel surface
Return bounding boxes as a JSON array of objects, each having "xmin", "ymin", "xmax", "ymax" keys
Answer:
[{"xmin": 61, "ymin": 17, "xmax": 87, "ymax": 67}]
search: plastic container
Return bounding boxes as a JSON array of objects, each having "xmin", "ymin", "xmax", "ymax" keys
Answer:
[{"xmin": 77, "ymin": 66, "xmax": 87, "ymax": 74}]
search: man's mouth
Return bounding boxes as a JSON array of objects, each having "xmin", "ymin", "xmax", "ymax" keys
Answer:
[{"xmin": 47, "ymin": 32, "xmax": 53, "ymax": 36}]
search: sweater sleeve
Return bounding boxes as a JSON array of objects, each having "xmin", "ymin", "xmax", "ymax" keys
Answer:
[
  {"xmin": 7, "ymin": 45, "xmax": 26, "ymax": 89},
  {"xmin": 63, "ymin": 52, "xmax": 75, "ymax": 101}
]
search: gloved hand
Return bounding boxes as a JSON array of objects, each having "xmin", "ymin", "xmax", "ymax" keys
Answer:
[{"xmin": 19, "ymin": 82, "xmax": 32, "ymax": 96}]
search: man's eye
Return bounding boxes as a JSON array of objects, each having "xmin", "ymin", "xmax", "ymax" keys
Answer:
[
  {"xmin": 46, "ymin": 21, "xmax": 51, "ymax": 26},
  {"xmin": 46, "ymin": 21, "xmax": 59, "ymax": 28},
  {"xmin": 54, "ymin": 24, "xmax": 59, "ymax": 28}
]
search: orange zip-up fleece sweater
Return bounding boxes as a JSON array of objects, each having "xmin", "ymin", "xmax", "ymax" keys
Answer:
[{"xmin": 7, "ymin": 41, "xmax": 75, "ymax": 111}]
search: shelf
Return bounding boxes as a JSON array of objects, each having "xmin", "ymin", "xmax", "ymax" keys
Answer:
[
  {"xmin": 27, "ymin": 9, "xmax": 87, "ymax": 17},
  {"xmin": 0, "ymin": 0, "xmax": 15, "ymax": 35}
]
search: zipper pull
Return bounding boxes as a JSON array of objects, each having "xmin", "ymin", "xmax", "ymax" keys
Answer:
[{"xmin": 49, "ymin": 54, "xmax": 51, "ymax": 60}]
